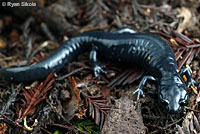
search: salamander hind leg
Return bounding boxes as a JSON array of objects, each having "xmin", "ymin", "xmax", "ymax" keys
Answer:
[
  {"xmin": 133, "ymin": 76, "xmax": 156, "ymax": 100},
  {"xmin": 89, "ymin": 46, "xmax": 107, "ymax": 77}
]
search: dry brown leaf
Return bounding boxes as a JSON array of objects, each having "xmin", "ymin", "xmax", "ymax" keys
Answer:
[
  {"xmin": 9, "ymin": 29, "xmax": 20, "ymax": 43},
  {"xmin": 176, "ymin": 7, "xmax": 192, "ymax": 33},
  {"xmin": 0, "ymin": 39, "xmax": 7, "ymax": 49},
  {"xmin": 62, "ymin": 77, "xmax": 81, "ymax": 120}
]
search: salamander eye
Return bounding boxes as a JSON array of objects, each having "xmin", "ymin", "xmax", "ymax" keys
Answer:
[
  {"xmin": 179, "ymin": 99, "xmax": 186, "ymax": 106},
  {"xmin": 174, "ymin": 76, "xmax": 182, "ymax": 84},
  {"xmin": 161, "ymin": 99, "xmax": 169, "ymax": 106}
]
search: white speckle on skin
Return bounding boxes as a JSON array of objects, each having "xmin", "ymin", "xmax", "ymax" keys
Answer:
[
  {"xmin": 76, "ymin": 43, "xmax": 80, "ymax": 48},
  {"xmin": 68, "ymin": 46, "xmax": 73, "ymax": 52},
  {"xmin": 141, "ymin": 39, "xmax": 144, "ymax": 45},
  {"xmin": 65, "ymin": 49, "xmax": 69, "ymax": 55},
  {"xmin": 132, "ymin": 47, "xmax": 136, "ymax": 53},
  {"xmin": 72, "ymin": 44, "xmax": 76, "ymax": 50},
  {"xmin": 135, "ymin": 40, "xmax": 138, "ymax": 46},
  {"xmin": 58, "ymin": 60, "xmax": 62, "ymax": 64},
  {"xmin": 128, "ymin": 46, "xmax": 132, "ymax": 53},
  {"xmin": 146, "ymin": 41, "xmax": 150, "ymax": 46}
]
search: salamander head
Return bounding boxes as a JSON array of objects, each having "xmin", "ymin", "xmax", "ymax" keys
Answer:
[{"xmin": 159, "ymin": 75, "xmax": 188, "ymax": 114}]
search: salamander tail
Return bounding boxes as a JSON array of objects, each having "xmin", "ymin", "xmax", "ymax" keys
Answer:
[{"xmin": 0, "ymin": 66, "xmax": 51, "ymax": 82}]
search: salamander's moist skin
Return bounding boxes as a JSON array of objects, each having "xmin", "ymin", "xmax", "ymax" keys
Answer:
[{"xmin": 0, "ymin": 28, "xmax": 197, "ymax": 113}]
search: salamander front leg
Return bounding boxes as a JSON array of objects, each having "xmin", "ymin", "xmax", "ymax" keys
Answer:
[
  {"xmin": 179, "ymin": 67, "xmax": 197, "ymax": 89},
  {"xmin": 89, "ymin": 46, "xmax": 107, "ymax": 77},
  {"xmin": 133, "ymin": 76, "xmax": 156, "ymax": 100}
]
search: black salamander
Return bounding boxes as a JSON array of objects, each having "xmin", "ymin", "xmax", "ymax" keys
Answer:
[{"xmin": 0, "ymin": 28, "xmax": 197, "ymax": 113}]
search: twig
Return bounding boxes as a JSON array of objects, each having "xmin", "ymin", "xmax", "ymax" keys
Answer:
[
  {"xmin": 41, "ymin": 23, "xmax": 56, "ymax": 42},
  {"xmin": 26, "ymin": 38, "xmax": 32, "ymax": 59},
  {"xmin": 58, "ymin": 66, "xmax": 90, "ymax": 80},
  {"xmin": 148, "ymin": 117, "xmax": 184, "ymax": 134},
  {"xmin": 1, "ymin": 84, "xmax": 21, "ymax": 115},
  {"xmin": 39, "ymin": 127, "xmax": 52, "ymax": 134},
  {"xmin": 0, "ymin": 112, "xmax": 25, "ymax": 130}
]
